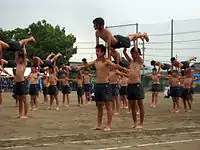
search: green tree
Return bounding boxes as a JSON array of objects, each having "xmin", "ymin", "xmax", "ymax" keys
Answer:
[{"xmin": 2, "ymin": 19, "xmax": 77, "ymax": 66}]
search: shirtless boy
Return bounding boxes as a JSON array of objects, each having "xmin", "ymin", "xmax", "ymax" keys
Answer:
[
  {"xmin": 15, "ymin": 44, "xmax": 28, "ymax": 118},
  {"xmin": 109, "ymin": 67, "xmax": 120, "ymax": 115},
  {"xmin": 78, "ymin": 44, "xmax": 126, "ymax": 131},
  {"xmin": 93, "ymin": 17, "xmax": 149, "ymax": 64},
  {"xmin": 150, "ymin": 60, "xmax": 171, "ymax": 71},
  {"xmin": 123, "ymin": 39, "xmax": 145, "ymax": 129}
]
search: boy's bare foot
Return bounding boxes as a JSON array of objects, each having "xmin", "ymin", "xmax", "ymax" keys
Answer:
[
  {"xmin": 104, "ymin": 127, "xmax": 112, "ymax": 132},
  {"xmin": 20, "ymin": 116, "xmax": 28, "ymax": 119},
  {"xmin": 30, "ymin": 36, "xmax": 36, "ymax": 43},
  {"xmin": 143, "ymin": 32, "xmax": 149, "ymax": 42}
]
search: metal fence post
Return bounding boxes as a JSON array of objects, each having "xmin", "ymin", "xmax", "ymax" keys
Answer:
[{"xmin": 171, "ymin": 19, "xmax": 174, "ymax": 58}]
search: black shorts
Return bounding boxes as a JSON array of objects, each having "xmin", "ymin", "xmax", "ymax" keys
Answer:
[
  {"xmin": 182, "ymin": 88, "xmax": 191, "ymax": 100},
  {"xmin": 41, "ymin": 60, "xmax": 52, "ymax": 68},
  {"xmin": 29, "ymin": 84, "xmax": 39, "ymax": 95},
  {"xmin": 95, "ymin": 83, "xmax": 112, "ymax": 102},
  {"xmin": 15, "ymin": 81, "xmax": 27, "ymax": 95},
  {"xmin": 112, "ymin": 35, "xmax": 131, "ymax": 49},
  {"xmin": 152, "ymin": 84, "xmax": 159, "ymax": 92},
  {"xmin": 170, "ymin": 86, "xmax": 182, "ymax": 98},
  {"xmin": 119, "ymin": 86, "xmax": 127, "ymax": 96},
  {"xmin": 62, "ymin": 85, "xmax": 71, "ymax": 94},
  {"xmin": 43, "ymin": 87, "xmax": 48, "ymax": 96},
  {"xmin": 181, "ymin": 61, "xmax": 190, "ymax": 69},
  {"xmin": 7, "ymin": 41, "xmax": 22, "ymax": 52},
  {"xmin": 84, "ymin": 84, "xmax": 91, "ymax": 92},
  {"xmin": 77, "ymin": 87, "xmax": 84, "ymax": 96},
  {"xmin": 48, "ymin": 85, "xmax": 58, "ymax": 96},
  {"xmin": 127, "ymin": 83, "xmax": 145, "ymax": 100},
  {"xmin": 162, "ymin": 63, "xmax": 171, "ymax": 70},
  {"xmin": 190, "ymin": 87, "xmax": 194, "ymax": 94},
  {"xmin": 111, "ymin": 84, "xmax": 119, "ymax": 96}
]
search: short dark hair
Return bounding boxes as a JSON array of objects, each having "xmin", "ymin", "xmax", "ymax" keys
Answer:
[
  {"xmin": 152, "ymin": 67, "xmax": 157, "ymax": 72},
  {"xmin": 95, "ymin": 44, "xmax": 106, "ymax": 55},
  {"xmin": 93, "ymin": 17, "xmax": 105, "ymax": 25},
  {"xmin": 172, "ymin": 70, "xmax": 178, "ymax": 74},
  {"xmin": 170, "ymin": 57, "xmax": 176, "ymax": 62},
  {"xmin": 130, "ymin": 47, "xmax": 141, "ymax": 55},
  {"xmin": 150, "ymin": 60, "xmax": 156, "ymax": 66},
  {"xmin": 191, "ymin": 65, "xmax": 195, "ymax": 68},
  {"xmin": 82, "ymin": 58, "xmax": 87, "ymax": 62}
]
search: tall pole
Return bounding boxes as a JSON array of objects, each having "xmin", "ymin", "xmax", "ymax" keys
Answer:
[
  {"xmin": 171, "ymin": 19, "xmax": 174, "ymax": 58},
  {"xmin": 142, "ymin": 40, "xmax": 145, "ymax": 75},
  {"xmin": 136, "ymin": 23, "xmax": 139, "ymax": 47}
]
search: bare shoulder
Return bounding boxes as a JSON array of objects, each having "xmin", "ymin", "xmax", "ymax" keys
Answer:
[{"xmin": 95, "ymin": 30, "xmax": 100, "ymax": 36}]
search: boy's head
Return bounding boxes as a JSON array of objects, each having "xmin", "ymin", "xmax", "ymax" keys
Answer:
[
  {"xmin": 62, "ymin": 72, "xmax": 67, "ymax": 78},
  {"xmin": 130, "ymin": 47, "xmax": 141, "ymax": 59},
  {"xmin": 95, "ymin": 44, "xmax": 106, "ymax": 57},
  {"xmin": 49, "ymin": 65, "xmax": 54, "ymax": 73},
  {"xmin": 170, "ymin": 57, "xmax": 176, "ymax": 63},
  {"xmin": 152, "ymin": 67, "xmax": 157, "ymax": 74},
  {"xmin": 31, "ymin": 66, "xmax": 37, "ymax": 73},
  {"xmin": 29, "ymin": 54, "xmax": 34, "ymax": 60},
  {"xmin": 82, "ymin": 58, "xmax": 87, "ymax": 65},
  {"xmin": 93, "ymin": 17, "xmax": 104, "ymax": 30},
  {"xmin": 150, "ymin": 60, "xmax": 156, "ymax": 66},
  {"xmin": 172, "ymin": 70, "xmax": 178, "ymax": 77}
]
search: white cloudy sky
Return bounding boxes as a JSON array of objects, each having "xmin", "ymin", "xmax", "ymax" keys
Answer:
[{"xmin": 1, "ymin": 0, "xmax": 200, "ymax": 65}]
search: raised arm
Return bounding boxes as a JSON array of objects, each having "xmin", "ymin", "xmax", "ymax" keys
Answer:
[
  {"xmin": 116, "ymin": 70, "xmax": 129, "ymax": 78},
  {"xmin": 23, "ymin": 44, "xmax": 27, "ymax": 66},
  {"xmin": 106, "ymin": 59, "xmax": 128, "ymax": 72},
  {"xmin": 123, "ymin": 48, "xmax": 132, "ymax": 63}
]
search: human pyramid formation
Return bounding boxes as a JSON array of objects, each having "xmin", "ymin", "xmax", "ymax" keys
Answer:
[{"xmin": 0, "ymin": 17, "xmax": 198, "ymax": 131}]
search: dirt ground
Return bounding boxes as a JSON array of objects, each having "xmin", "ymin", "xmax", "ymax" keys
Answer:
[{"xmin": 0, "ymin": 92, "xmax": 200, "ymax": 150}]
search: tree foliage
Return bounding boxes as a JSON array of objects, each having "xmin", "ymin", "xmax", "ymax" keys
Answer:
[{"xmin": 2, "ymin": 20, "xmax": 77, "ymax": 66}]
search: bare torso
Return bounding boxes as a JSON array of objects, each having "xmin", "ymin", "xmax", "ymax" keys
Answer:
[
  {"xmin": 83, "ymin": 74, "xmax": 91, "ymax": 84},
  {"xmin": 152, "ymin": 74, "xmax": 160, "ymax": 84},
  {"xmin": 61, "ymin": 77, "xmax": 69, "ymax": 86},
  {"xmin": 30, "ymin": 73, "xmax": 39, "ymax": 84},
  {"xmin": 183, "ymin": 77, "xmax": 193, "ymax": 88},
  {"xmin": 49, "ymin": 73, "xmax": 58, "ymax": 85},
  {"xmin": 127, "ymin": 61, "xmax": 142, "ymax": 84},
  {"xmin": 15, "ymin": 63, "xmax": 26, "ymax": 82},
  {"xmin": 169, "ymin": 77, "xmax": 180, "ymax": 87},
  {"xmin": 95, "ymin": 59, "xmax": 110, "ymax": 83},
  {"xmin": 120, "ymin": 76, "xmax": 128, "ymax": 86},
  {"xmin": 109, "ymin": 69, "xmax": 119, "ymax": 84},
  {"xmin": 77, "ymin": 78, "xmax": 83, "ymax": 87},
  {"xmin": 43, "ymin": 77, "xmax": 49, "ymax": 87}
]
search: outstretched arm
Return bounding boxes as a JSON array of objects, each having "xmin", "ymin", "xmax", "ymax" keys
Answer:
[
  {"xmin": 77, "ymin": 61, "xmax": 95, "ymax": 70},
  {"xmin": 106, "ymin": 60, "xmax": 128, "ymax": 72},
  {"xmin": 23, "ymin": 44, "xmax": 27, "ymax": 66},
  {"xmin": 0, "ymin": 65, "xmax": 12, "ymax": 76}
]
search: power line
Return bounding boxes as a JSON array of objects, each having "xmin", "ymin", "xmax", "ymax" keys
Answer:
[{"xmin": 149, "ymin": 30, "xmax": 200, "ymax": 37}]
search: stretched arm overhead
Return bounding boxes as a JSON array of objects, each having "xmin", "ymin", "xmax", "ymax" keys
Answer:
[{"xmin": 23, "ymin": 44, "xmax": 27, "ymax": 66}]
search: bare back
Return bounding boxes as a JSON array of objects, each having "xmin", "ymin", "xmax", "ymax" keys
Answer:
[
  {"xmin": 152, "ymin": 74, "xmax": 160, "ymax": 84},
  {"xmin": 120, "ymin": 76, "xmax": 128, "ymax": 86},
  {"xmin": 183, "ymin": 77, "xmax": 193, "ymax": 88},
  {"xmin": 96, "ymin": 29, "xmax": 118, "ymax": 45}
]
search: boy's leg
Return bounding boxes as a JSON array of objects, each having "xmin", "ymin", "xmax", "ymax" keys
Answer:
[
  {"xmin": 17, "ymin": 97, "xmax": 23, "ymax": 118},
  {"xmin": 66, "ymin": 94, "xmax": 70, "ymax": 106},
  {"xmin": 155, "ymin": 92, "xmax": 159, "ymax": 106},
  {"xmin": 19, "ymin": 36, "xmax": 36, "ymax": 46},
  {"xmin": 62, "ymin": 94, "xmax": 65, "ymax": 105},
  {"xmin": 21, "ymin": 96, "xmax": 28, "ymax": 119},
  {"xmin": 114, "ymin": 96, "xmax": 120, "ymax": 116},
  {"xmin": 54, "ymin": 95, "xmax": 59, "ymax": 110},
  {"xmin": 50, "ymin": 53, "xmax": 62, "ymax": 64},
  {"xmin": 104, "ymin": 101, "xmax": 113, "ymax": 131},
  {"xmin": 46, "ymin": 52, "xmax": 55, "ymax": 60},
  {"xmin": 128, "ymin": 32, "xmax": 149, "ymax": 42},
  {"xmin": 92, "ymin": 102, "xmax": 104, "ymax": 130},
  {"xmin": 137, "ymin": 100, "xmax": 144, "ymax": 128},
  {"xmin": 130, "ymin": 100, "xmax": 137, "ymax": 128}
]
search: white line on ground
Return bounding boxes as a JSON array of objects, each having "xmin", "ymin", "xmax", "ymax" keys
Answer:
[
  {"xmin": 92, "ymin": 146, "xmax": 131, "ymax": 150},
  {"xmin": 137, "ymin": 138, "xmax": 200, "ymax": 147},
  {"xmin": 0, "ymin": 146, "xmax": 28, "ymax": 150},
  {"xmin": 0, "ymin": 137, "xmax": 32, "ymax": 142}
]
